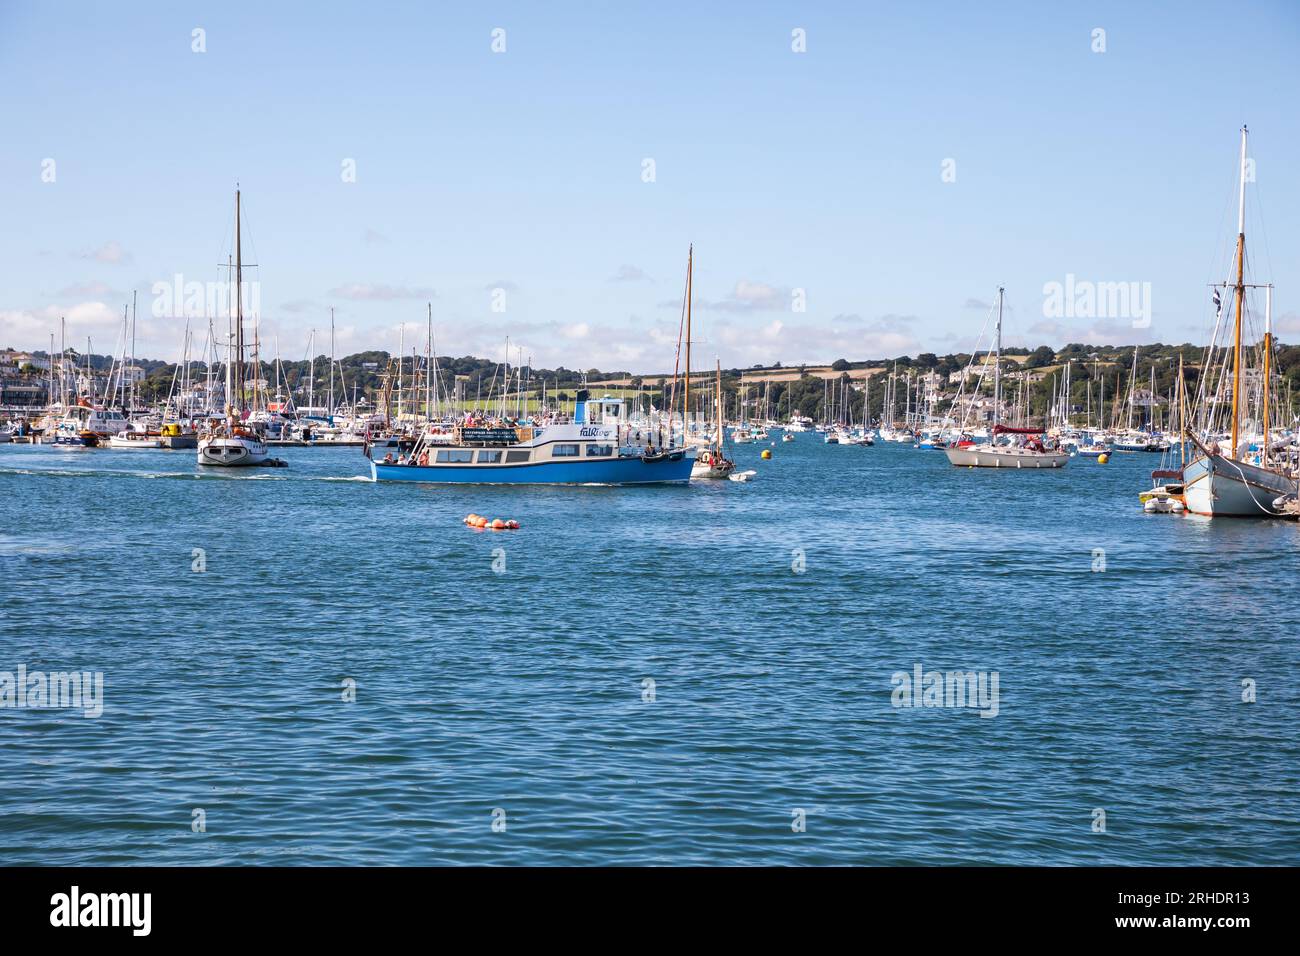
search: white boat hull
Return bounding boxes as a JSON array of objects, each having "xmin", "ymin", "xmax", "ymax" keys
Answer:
[
  {"xmin": 1182, "ymin": 453, "xmax": 1298, "ymax": 517},
  {"xmin": 945, "ymin": 444, "xmax": 1068, "ymax": 468},
  {"xmin": 691, "ymin": 463, "xmax": 734, "ymax": 479},
  {"xmin": 198, "ymin": 435, "xmax": 269, "ymax": 466},
  {"xmin": 109, "ymin": 436, "xmax": 162, "ymax": 449}
]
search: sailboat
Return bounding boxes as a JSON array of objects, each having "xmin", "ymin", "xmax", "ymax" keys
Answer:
[
  {"xmin": 693, "ymin": 360, "xmax": 736, "ymax": 479},
  {"xmin": 197, "ymin": 188, "xmax": 271, "ymax": 467},
  {"xmin": 945, "ymin": 287, "xmax": 1069, "ymax": 469},
  {"xmin": 1181, "ymin": 127, "xmax": 1297, "ymax": 516}
]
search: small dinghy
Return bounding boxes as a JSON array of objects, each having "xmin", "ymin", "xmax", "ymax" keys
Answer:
[{"xmin": 728, "ymin": 469, "xmax": 757, "ymax": 482}]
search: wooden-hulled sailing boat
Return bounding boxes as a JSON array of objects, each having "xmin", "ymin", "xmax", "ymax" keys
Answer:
[
  {"xmin": 693, "ymin": 359, "xmax": 736, "ymax": 479},
  {"xmin": 1181, "ymin": 127, "xmax": 1296, "ymax": 516},
  {"xmin": 944, "ymin": 287, "xmax": 1069, "ymax": 468},
  {"xmin": 669, "ymin": 245, "xmax": 732, "ymax": 479},
  {"xmin": 197, "ymin": 188, "xmax": 271, "ymax": 467}
]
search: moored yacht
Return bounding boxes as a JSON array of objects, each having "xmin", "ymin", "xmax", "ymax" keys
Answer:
[
  {"xmin": 944, "ymin": 288, "xmax": 1068, "ymax": 470},
  {"xmin": 197, "ymin": 188, "xmax": 275, "ymax": 469}
]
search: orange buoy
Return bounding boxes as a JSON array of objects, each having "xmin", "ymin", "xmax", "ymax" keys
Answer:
[{"xmin": 491, "ymin": 519, "xmax": 506, "ymax": 530}]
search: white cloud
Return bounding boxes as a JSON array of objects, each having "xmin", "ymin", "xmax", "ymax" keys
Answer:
[
  {"xmin": 329, "ymin": 284, "xmax": 436, "ymax": 301},
  {"xmin": 610, "ymin": 264, "xmax": 651, "ymax": 283},
  {"xmin": 701, "ymin": 279, "xmax": 787, "ymax": 313},
  {"xmin": 58, "ymin": 280, "xmax": 117, "ymax": 298},
  {"xmin": 705, "ymin": 313, "xmax": 921, "ymax": 367},
  {"xmin": 80, "ymin": 241, "xmax": 131, "ymax": 265},
  {"xmin": 965, "ymin": 296, "xmax": 1013, "ymax": 313},
  {"xmin": 1273, "ymin": 310, "xmax": 1300, "ymax": 335},
  {"xmin": 0, "ymin": 301, "xmax": 127, "ymax": 352},
  {"xmin": 1025, "ymin": 318, "xmax": 1157, "ymax": 346}
]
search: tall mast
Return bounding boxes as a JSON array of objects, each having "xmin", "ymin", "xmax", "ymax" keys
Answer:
[
  {"xmin": 993, "ymin": 287, "xmax": 1003, "ymax": 430},
  {"xmin": 234, "ymin": 188, "xmax": 244, "ymax": 420},
  {"xmin": 129, "ymin": 290, "xmax": 137, "ymax": 413},
  {"xmin": 715, "ymin": 359, "xmax": 723, "ymax": 454},
  {"xmin": 307, "ymin": 329, "xmax": 315, "ymax": 411},
  {"xmin": 224, "ymin": 255, "xmax": 233, "ymax": 420},
  {"xmin": 1148, "ymin": 364, "xmax": 1155, "ymax": 430},
  {"xmin": 684, "ymin": 244, "xmax": 692, "ymax": 445},
  {"xmin": 1126, "ymin": 347, "xmax": 1138, "ymax": 430},
  {"xmin": 1229, "ymin": 125, "xmax": 1248, "ymax": 459},
  {"xmin": 329, "ymin": 308, "xmax": 336, "ymax": 417},
  {"xmin": 1262, "ymin": 283, "xmax": 1273, "ymax": 464},
  {"xmin": 1177, "ymin": 353, "xmax": 1187, "ymax": 469}
]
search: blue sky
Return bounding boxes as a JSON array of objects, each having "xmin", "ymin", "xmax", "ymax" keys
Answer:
[{"xmin": 2, "ymin": 0, "xmax": 1297, "ymax": 371}]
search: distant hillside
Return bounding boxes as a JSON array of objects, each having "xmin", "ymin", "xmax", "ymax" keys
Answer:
[{"xmin": 9, "ymin": 341, "xmax": 1298, "ymax": 424}]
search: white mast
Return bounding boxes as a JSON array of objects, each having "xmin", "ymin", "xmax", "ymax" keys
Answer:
[
  {"xmin": 1229, "ymin": 125, "xmax": 1248, "ymax": 458},
  {"xmin": 993, "ymin": 287, "xmax": 1003, "ymax": 430}
]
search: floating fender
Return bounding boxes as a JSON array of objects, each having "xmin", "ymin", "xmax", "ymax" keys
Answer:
[{"xmin": 466, "ymin": 514, "xmax": 519, "ymax": 529}]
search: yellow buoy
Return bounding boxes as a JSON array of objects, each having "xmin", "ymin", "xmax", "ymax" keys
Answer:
[
  {"xmin": 1098, "ymin": 453, "xmax": 1109, "ymax": 464},
  {"xmin": 761, "ymin": 449, "xmax": 772, "ymax": 460}
]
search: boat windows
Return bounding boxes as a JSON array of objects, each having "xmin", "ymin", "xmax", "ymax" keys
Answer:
[
  {"xmin": 477, "ymin": 450, "xmax": 502, "ymax": 463},
  {"xmin": 505, "ymin": 450, "xmax": 531, "ymax": 463},
  {"xmin": 436, "ymin": 449, "xmax": 474, "ymax": 464},
  {"xmin": 553, "ymin": 444, "xmax": 580, "ymax": 458},
  {"xmin": 585, "ymin": 444, "xmax": 613, "ymax": 457}
]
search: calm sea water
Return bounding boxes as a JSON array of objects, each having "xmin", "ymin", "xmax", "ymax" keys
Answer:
[{"xmin": 2, "ymin": 437, "xmax": 1298, "ymax": 865}]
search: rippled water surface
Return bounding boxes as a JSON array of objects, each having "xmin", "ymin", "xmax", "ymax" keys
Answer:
[{"xmin": 2, "ymin": 438, "xmax": 1298, "ymax": 865}]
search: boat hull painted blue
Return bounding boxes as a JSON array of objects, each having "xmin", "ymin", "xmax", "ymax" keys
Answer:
[{"xmin": 370, "ymin": 454, "xmax": 694, "ymax": 485}]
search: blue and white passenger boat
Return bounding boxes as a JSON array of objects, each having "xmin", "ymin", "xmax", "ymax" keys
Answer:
[{"xmin": 368, "ymin": 393, "xmax": 695, "ymax": 485}]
